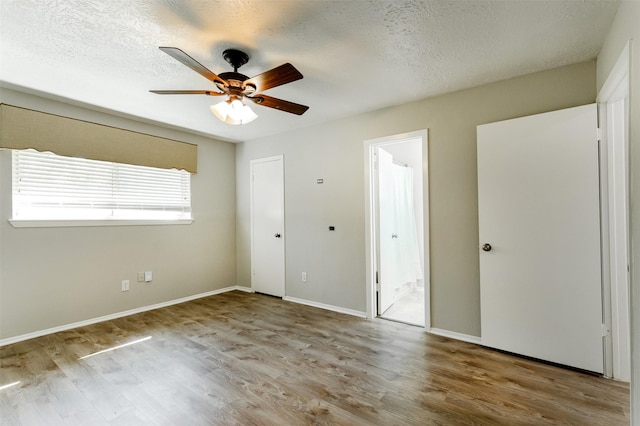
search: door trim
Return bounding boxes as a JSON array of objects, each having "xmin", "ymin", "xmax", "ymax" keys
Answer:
[
  {"xmin": 363, "ymin": 129, "xmax": 429, "ymax": 327},
  {"xmin": 250, "ymin": 155, "xmax": 286, "ymax": 297},
  {"xmin": 597, "ymin": 40, "xmax": 631, "ymax": 380}
]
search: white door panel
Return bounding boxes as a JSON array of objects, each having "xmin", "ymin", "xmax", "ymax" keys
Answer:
[
  {"xmin": 377, "ymin": 148, "xmax": 398, "ymax": 313},
  {"xmin": 251, "ymin": 156, "xmax": 285, "ymax": 297},
  {"xmin": 478, "ymin": 104, "xmax": 603, "ymax": 373}
]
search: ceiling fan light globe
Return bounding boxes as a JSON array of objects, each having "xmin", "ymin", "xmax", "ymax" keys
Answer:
[
  {"xmin": 225, "ymin": 115, "xmax": 242, "ymax": 125},
  {"xmin": 228, "ymin": 98, "xmax": 245, "ymax": 120},
  {"xmin": 211, "ymin": 98, "xmax": 258, "ymax": 125},
  {"xmin": 241, "ymin": 104, "xmax": 258, "ymax": 124},
  {"xmin": 210, "ymin": 101, "xmax": 230, "ymax": 121}
]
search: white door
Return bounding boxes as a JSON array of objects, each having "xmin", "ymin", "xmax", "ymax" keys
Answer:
[
  {"xmin": 251, "ymin": 156, "xmax": 285, "ymax": 297},
  {"xmin": 477, "ymin": 104, "xmax": 603, "ymax": 373},
  {"xmin": 376, "ymin": 148, "xmax": 398, "ymax": 313}
]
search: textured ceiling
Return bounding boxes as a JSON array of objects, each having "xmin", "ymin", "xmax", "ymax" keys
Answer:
[{"xmin": 0, "ymin": 0, "xmax": 619, "ymax": 143}]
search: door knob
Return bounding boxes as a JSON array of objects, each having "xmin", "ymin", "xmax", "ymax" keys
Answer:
[
  {"xmin": 391, "ymin": 233, "xmax": 398, "ymax": 239},
  {"xmin": 481, "ymin": 243, "xmax": 492, "ymax": 252},
  {"xmin": 274, "ymin": 233, "xmax": 281, "ymax": 238}
]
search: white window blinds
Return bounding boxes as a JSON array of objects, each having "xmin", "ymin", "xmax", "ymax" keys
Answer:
[{"xmin": 12, "ymin": 150, "xmax": 192, "ymax": 221}]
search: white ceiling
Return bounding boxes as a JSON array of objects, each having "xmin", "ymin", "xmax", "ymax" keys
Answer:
[{"xmin": 0, "ymin": 0, "xmax": 619, "ymax": 143}]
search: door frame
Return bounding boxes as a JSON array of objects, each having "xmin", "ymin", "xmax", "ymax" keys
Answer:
[
  {"xmin": 364, "ymin": 129, "xmax": 429, "ymax": 326},
  {"xmin": 250, "ymin": 155, "xmax": 286, "ymax": 297},
  {"xmin": 597, "ymin": 41, "xmax": 631, "ymax": 380}
]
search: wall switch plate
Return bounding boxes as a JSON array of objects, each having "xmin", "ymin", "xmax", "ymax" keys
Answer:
[
  {"xmin": 301, "ymin": 272, "xmax": 307, "ymax": 282},
  {"xmin": 137, "ymin": 272, "xmax": 145, "ymax": 282},
  {"xmin": 144, "ymin": 271, "xmax": 152, "ymax": 282},
  {"xmin": 121, "ymin": 280, "xmax": 130, "ymax": 292}
]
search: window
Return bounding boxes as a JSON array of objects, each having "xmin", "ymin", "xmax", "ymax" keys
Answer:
[{"xmin": 11, "ymin": 150, "xmax": 192, "ymax": 223}]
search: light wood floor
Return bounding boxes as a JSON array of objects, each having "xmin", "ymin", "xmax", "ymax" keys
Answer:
[{"xmin": 0, "ymin": 291, "xmax": 629, "ymax": 425}]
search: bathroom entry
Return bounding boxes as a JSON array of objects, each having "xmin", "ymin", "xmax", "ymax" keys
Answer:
[{"xmin": 374, "ymin": 138, "xmax": 426, "ymax": 326}]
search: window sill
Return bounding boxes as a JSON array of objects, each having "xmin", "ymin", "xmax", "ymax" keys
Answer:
[{"xmin": 9, "ymin": 219, "xmax": 194, "ymax": 228}]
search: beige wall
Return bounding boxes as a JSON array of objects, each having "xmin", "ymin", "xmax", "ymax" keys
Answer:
[
  {"xmin": 597, "ymin": 1, "xmax": 640, "ymax": 421},
  {"xmin": 236, "ymin": 61, "xmax": 596, "ymax": 337},
  {"xmin": 0, "ymin": 89, "xmax": 237, "ymax": 340},
  {"xmin": 0, "ymin": 61, "xmax": 599, "ymax": 343}
]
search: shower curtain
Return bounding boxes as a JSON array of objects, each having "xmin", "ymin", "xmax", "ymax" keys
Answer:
[
  {"xmin": 377, "ymin": 147, "xmax": 423, "ymax": 313},
  {"xmin": 392, "ymin": 163, "xmax": 423, "ymax": 285}
]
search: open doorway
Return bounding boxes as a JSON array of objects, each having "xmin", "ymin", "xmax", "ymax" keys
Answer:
[{"xmin": 364, "ymin": 130, "xmax": 429, "ymax": 327}]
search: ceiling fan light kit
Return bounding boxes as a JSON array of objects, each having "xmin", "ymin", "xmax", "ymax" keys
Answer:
[
  {"xmin": 151, "ymin": 47, "xmax": 308, "ymax": 125},
  {"xmin": 211, "ymin": 96, "xmax": 258, "ymax": 125}
]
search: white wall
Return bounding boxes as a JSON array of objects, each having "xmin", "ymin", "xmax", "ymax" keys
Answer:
[
  {"xmin": 236, "ymin": 61, "xmax": 596, "ymax": 337},
  {"xmin": 0, "ymin": 89, "xmax": 237, "ymax": 341},
  {"xmin": 597, "ymin": 1, "xmax": 640, "ymax": 421}
]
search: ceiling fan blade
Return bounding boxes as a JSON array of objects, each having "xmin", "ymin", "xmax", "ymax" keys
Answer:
[
  {"xmin": 244, "ymin": 63, "xmax": 303, "ymax": 92},
  {"xmin": 249, "ymin": 94, "xmax": 309, "ymax": 115},
  {"xmin": 159, "ymin": 47, "xmax": 226, "ymax": 86},
  {"xmin": 150, "ymin": 90, "xmax": 225, "ymax": 96}
]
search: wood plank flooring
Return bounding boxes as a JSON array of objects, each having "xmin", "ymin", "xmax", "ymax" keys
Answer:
[{"xmin": 0, "ymin": 291, "xmax": 630, "ymax": 425}]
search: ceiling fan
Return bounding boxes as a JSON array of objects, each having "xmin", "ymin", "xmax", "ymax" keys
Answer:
[{"xmin": 150, "ymin": 47, "xmax": 309, "ymax": 125}]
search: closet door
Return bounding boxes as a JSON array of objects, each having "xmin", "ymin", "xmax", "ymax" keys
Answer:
[
  {"xmin": 251, "ymin": 156, "xmax": 285, "ymax": 297},
  {"xmin": 477, "ymin": 104, "xmax": 603, "ymax": 373}
]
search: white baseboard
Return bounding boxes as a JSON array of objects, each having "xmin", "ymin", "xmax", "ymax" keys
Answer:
[
  {"xmin": 428, "ymin": 327, "xmax": 482, "ymax": 345},
  {"xmin": 283, "ymin": 296, "xmax": 367, "ymax": 318},
  {"xmin": 0, "ymin": 285, "xmax": 250, "ymax": 347}
]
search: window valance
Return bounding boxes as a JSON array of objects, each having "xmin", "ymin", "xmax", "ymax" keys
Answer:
[{"xmin": 0, "ymin": 104, "xmax": 197, "ymax": 173}]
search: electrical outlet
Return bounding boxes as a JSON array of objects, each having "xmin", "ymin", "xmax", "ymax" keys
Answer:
[
  {"xmin": 137, "ymin": 272, "xmax": 145, "ymax": 282},
  {"xmin": 301, "ymin": 272, "xmax": 307, "ymax": 282},
  {"xmin": 121, "ymin": 280, "xmax": 130, "ymax": 292},
  {"xmin": 144, "ymin": 271, "xmax": 153, "ymax": 282}
]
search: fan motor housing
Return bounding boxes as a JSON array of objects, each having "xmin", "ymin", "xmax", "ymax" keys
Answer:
[
  {"xmin": 222, "ymin": 49, "xmax": 249, "ymax": 70},
  {"xmin": 218, "ymin": 72, "xmax": 249, "ymax": 83}
]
